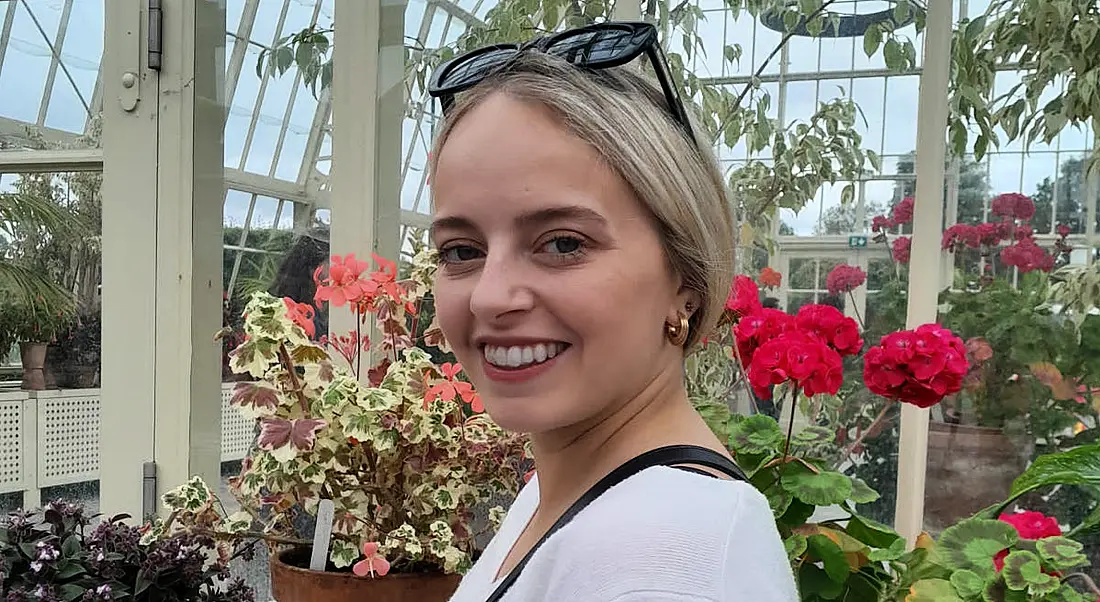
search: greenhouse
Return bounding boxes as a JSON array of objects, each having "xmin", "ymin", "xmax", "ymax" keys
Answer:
[{"xmin": 1, "ymin": 0, "xmax": 1099, "ymax": 599}]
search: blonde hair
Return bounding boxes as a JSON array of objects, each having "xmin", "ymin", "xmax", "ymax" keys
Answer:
[{"xmin": 429, "ymin": 52, "xmax": 734, "ymax": 349}]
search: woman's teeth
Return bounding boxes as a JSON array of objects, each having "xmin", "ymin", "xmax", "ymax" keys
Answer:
[{"xmin": 483, "ymin": 343, "xmax": 566, "ymax": 369}]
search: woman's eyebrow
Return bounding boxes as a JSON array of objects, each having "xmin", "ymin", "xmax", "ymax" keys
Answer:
[{"xmin": 430, "ymin": 205, "xmax": 608, "ymax": 238}]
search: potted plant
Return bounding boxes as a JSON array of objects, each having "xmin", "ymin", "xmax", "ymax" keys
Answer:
[
  {"xmin": 155, "ymin": 244, "xmax": 531, "ymax": 601},
  {"xmin": 0, "ymin": 499, "xmax": 254, "ymax": 601},
  {"xmin": 0, "ymin": 292, "xmax": 75, "ymax": 390}
]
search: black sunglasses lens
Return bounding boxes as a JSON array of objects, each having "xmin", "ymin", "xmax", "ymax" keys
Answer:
[
  {"xmin": 546, "ymin": 28, "xmax": 639, "ymax": 65},
  {"xmin": 439, "ymin": 48, "xmax": 518, "ymax": 91}
]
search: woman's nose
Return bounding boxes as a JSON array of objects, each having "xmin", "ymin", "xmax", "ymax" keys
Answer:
[{"xmin": 468, "ymin": 252, "xmax": 536, "ymax": 321}]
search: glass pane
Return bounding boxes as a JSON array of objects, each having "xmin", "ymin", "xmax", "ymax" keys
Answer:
[
  {"xmin": 789, "ymin": 258, "xmax": 817, "ymax": 290},
  {"xmin": 0, "ymin": 1, "xmax": 103, "ymax": 152}
]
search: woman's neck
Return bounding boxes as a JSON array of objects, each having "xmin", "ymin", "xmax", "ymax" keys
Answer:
[{"xmin": 527, "ymin": 371, "xmax": 723, "ymax": 519}]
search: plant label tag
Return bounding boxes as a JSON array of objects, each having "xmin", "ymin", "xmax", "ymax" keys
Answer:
[{"xmin": 310, "ymin": 499, "xmax": 336, "ymax": 571}]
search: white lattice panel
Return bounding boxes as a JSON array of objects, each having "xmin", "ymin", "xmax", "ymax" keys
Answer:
[
  {"xmin": 38, "ymin": 391, "xmax": 99, "ymax": 487},
  {"xmin": 0, "ymin": 397, "xmax": 25, "ymax": 493},
  {"xmin": 221, "ymin": 384, "xmax": 255, "ymax": 462}
]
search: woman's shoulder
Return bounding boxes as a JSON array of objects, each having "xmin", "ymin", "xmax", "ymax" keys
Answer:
[
  {"xmin": 577, "ymin": 465, "xmax": 771, "ymax": 539},
  {"xmin": 529, "ymin": 467, "xmax": 793, "ymax": 600}
]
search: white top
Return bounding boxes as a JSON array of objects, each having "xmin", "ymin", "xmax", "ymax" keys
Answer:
[{"xmin": 449, "ymin": 466, "xmax": 799, "ymax": 602}]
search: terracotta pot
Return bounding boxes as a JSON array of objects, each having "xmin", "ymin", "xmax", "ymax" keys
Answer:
[
  {"xmin": 924, "ymin": 422, "xmax": 1030, "ymax": 534},
  {"xmin": 270, "ymin": 547, "xmax": 461, "ymax": 602},
  {"xmin": 19, "ymin": 342, "xmax": 48, "ymax": 390}
]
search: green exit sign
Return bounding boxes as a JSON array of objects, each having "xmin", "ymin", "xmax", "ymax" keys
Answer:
[{"xmin": 848, "ymin": 235, "xmax": 868, "ymax": 248}]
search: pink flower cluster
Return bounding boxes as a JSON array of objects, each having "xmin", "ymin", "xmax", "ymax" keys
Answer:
[
  {"xmin": 728, "ymin": 278, "xmax": 861, "ymax": 401},
  {"xmin": 875, "ymin": 192, "xmax": 1072, "ymax": 274},
  {"xmin": 825, "ymin": 264, "xmax": 867, "ymax": 296},
  {"xmin": 871, "ymin": 197, "xmax": 915, "ymax": 232}
]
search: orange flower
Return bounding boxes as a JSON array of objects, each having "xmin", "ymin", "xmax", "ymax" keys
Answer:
[{"xmin": 758, "ymin": 267, "xmax": 782, "ymax": 289}]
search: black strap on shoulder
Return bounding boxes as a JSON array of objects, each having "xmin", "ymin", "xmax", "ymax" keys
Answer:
[{"xmin": 484, "ymin": 444, "xmax": 746, "ymax": 602}]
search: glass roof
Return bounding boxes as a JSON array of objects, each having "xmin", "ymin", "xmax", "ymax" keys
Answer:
[{"xmin": 0, "ymin": 0, "xmax": 1094, "ymax": 271}]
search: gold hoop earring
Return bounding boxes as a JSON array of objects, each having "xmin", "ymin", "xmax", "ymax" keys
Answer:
[{"xmin": 666, "ymin": 313, "xmax": 690, "ymax": 347}]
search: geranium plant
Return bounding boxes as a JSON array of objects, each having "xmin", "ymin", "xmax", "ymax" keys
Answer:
[
  {"xmin": 688, "ymin": 274, "xmax": 1100, "ymax": 601},
  {"xmin": 0, "ymin": 499, "xmax": 254, "ymax": 601},
  {"xmin": 154, "ymin": 243, "xmax": 531, "ymax": 575}
]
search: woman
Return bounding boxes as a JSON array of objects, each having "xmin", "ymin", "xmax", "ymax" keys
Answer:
[{"xmin": 427, "ymin": 22, "xmax": 796, "ymax": 601}]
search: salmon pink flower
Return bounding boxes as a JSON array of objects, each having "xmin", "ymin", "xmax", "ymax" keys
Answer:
[
  {"xmin": 353, "ymin": 542, "xmax": 390, "ymax": 578},
  {"xmin": 424, "ymin": 362, "xmax": 483, "ymax": 411},
  {"xmin": 283, "ymin": 298, "xmax": 316, "ymax": 338},
  {"xmin": 314, "ymin": 253, "xmax": 373, "ymax": 307},
  {"xmin": 757, "ymin": 267, "xmax": 782, "ymax": 289}
]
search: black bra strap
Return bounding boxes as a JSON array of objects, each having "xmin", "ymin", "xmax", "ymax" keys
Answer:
[{"xmin": 484, "ymin": 444, "xmax": 745, "ymax": 602}]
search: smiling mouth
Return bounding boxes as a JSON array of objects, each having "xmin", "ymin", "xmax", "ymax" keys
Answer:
[{"xmin": 482, "ymin": 342, "xmax": 570, "ymax": 370}]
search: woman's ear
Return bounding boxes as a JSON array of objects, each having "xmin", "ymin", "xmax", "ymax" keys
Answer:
[{"xmin": 672, "ymin": 288, "xmax": 701, "ymax": 320}]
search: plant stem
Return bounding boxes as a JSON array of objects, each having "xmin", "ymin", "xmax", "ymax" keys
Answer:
[
  {"xmin": 355, "ymin": 311, "xmax": 362, "ymax": 380},
  {"xmin": 782, "ymin": 384, "xmax": 800, "ymax": 460},
  {"xmin": 277, "ymin": 343, "xmax": 309, "ymax": 413},
  {"xmin": 1065, "ymin": 573, "xmax": 1100, "ymax": 595},
  {"xmin": 841, "ymin": 400, "xmax": 895, "ymax": 460},
  {"xmin": 847, "ymin": 290, "xmax": 866, "ymax": 330}
]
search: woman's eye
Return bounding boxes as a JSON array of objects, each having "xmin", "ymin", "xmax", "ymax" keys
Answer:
[
  {"xmin": 439, "ymin": 245, "xmax": 483, "ymax": 263},
  {"xmin": 541, "ymin": 236, "xmax": 584, "ymax": 255}
]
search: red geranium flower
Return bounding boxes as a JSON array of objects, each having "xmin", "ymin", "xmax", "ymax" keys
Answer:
[
  {"xmin": 824, "ymin": 264, "xmax": 867, "ymax": 296},
  {"xmin": 891, "ymin": 236, "xmax": 911, "ymax": 264},
  {"xmin": 892, "ymin": 197, "xmax": 915, "ymax": 226},
  {"xmin": 990, "ymin": 192, "xmax": 1036, "ymax": 222},
  {"xmin": 747, "ymin": 331, "xmax": 842, "ymax": 400},
  {"xmin": 862, "ymin": 324, "xmax": 968, "ymax": 408},
  {"xmin": 733, "ymin": 308, "xmax": 792, "ymax": 367},
  {"xmin": 993, "ymin": 511, "xmax": 1062, "ymax": 571},
  {"xmin": 794, "ymin": 304, "xmax": 863, "ymax": 356},
  {"xmin": 725, "ymin": 275, "xmax": 762, "ymax": 317}
]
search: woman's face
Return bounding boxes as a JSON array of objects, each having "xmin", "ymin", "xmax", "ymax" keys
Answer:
[{"xmin": 430, "ymin": 93, "xmax": 689, "ymax": 435}]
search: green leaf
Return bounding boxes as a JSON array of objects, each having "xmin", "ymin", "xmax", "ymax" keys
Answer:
[
  {"xmin": 780, "ymin": 464, "xmax": 853, "ymax": 506},
  {"xmin": 275, "ymin": 46, "xmax": 294, "ymax": 74},
  {"xmin": 784, "ymin": 533, "xmax": 808, "ymax": 560},
  {"xmin": 1002, "ymin": 443, "xmax": 1100, "ymax": 514},
  {"xmin": 936, "ymin": 518, "xmax": 1018, "ymax": 578},
  {"xmin": 728, "ymin": 414, "xmax": 783, "ymax": 454},
  {"xmin": 791, "ymin": 425, "xmax": 834, "ymax": 447},
  {"xmin": 883, "ymin": 38, "xmax": 904, "ymax": 70},
  {"xmin": 543, "ymin": 3, "xmax": 560, "ymax": 29},
  {"xmin": 58, "ymin": 585, "xmax": 86, "ymax": 602},
  {"xmin": 807, "ymin": 534, "xmax": 849, "ymax": 583},
  {"xmin": 1001, "ymin": 550, "xmax": 1058, "ymax": 594},
  {"xmin": 893, "ymin": 0, "xmax": 910, "ymax": 23},
  {"xmin": 783, "ymin": 9, "xmax": 799, "ymax": 32},
  {"xmin": 847, "ymin": 515, "xmax": 903, "ymax": 549},
  {"xmin": 848, "ymin": 476, "xmax": 880, "ymax": 504},
  {"xmin": 906, "ymin": 579, "xmax": 964, "ymax": 602},
  {"xmin": 1035, "ymin": 536, "xmax": 1089, "ymax": 570},
  {"xmin": 863, "ymin": 24, "xmax": 883, "ymax": 57},
  {"xmin": 949, "ymin": 569, "xmax": 985, "ymax": 598},
  {"xmin": 723, "ymin": 44, "xmax": 741, "ymax": 64},
  {"xmin": 964, "ymin": 16, "xmax": 986, "ymax": 42},
  {"xmin": 697, "ymin": 401, "xmax": 733, "ymax": 442},
  {"xmin": 868, "ymin": 537, "xmax": 906, "ymax": 562}
]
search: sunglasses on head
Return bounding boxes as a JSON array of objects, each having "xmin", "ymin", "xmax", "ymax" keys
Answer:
[{"xmin": 427, "ymin": 21, "xmax": 697, "ymax": 144}]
